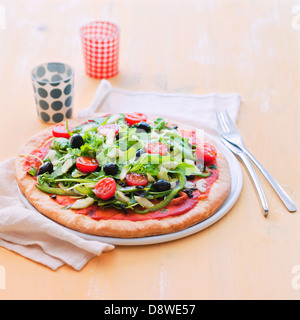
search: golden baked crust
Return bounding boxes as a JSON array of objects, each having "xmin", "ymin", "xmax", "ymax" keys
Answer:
[{"xmin": 15, "ymin": 116, "xmax": 231, "ymax": 238}]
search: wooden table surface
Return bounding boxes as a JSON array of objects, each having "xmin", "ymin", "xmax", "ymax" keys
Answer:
[{"xmin": 0, "ymin": 0, "xmax": 299, "ymax": 300}]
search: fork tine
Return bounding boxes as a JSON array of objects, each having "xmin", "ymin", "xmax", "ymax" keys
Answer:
[
  {"xmin": 216, "ymin": 111, "xmax": 224, "ymax": 133},
  {"xmin": 222, "ymin": 110, "xmax": 238, "ymax": 133},
  {"xmin": 216, "ymin": 110, "xmax": 230, "ymax": 134},
  {"xmin": 216, "ymin": 111, "xmax": 225, "ymax": 134}
]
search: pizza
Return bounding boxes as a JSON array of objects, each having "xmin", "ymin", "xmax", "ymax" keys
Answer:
[{"xmin": 15, "ymin": 112, "xmax": 231, "ymax": 238}]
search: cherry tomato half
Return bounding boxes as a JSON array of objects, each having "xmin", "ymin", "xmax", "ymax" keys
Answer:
[
  {"xmin": 52, "ymin": 124, "xmax": 73, "ymax": 139},
  {"xmin": 196, "ymin": 143, "xmax": 217, "ymax": 165},
  {"xmin": 126, "ymin": 172, "xmax": 149, "ymax": 187},
  {"xmin": 125, "ymin": 113, "xmax": 148, "ymax": 126},
  {"xmin": 97, "ymin": 124, "xmax": 119, "ymax": 136},
  {"xmin": 76, "ymin": 157, "xmax": 98, "ymax": 173},
  {"xmin": 93, "ymin": 177, "xmax": 117, "ymax": 200},
  {"xmin": 145, "ymin": 142, "xmax": 168, "ymax": 156}
]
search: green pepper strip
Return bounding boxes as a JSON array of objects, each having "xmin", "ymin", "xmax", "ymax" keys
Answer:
[
  {"xmin": 134, "ymin": 173, "xmax": 186, "ymax": 214},
  {"xmin": 147, "ymin": 190, "xmax": 173, "ymax": 199},
  {"xmin": 36, "ymin": 184, "xmax": 77, "ymax": 196},
  {"xmin": 194, "ymin": 171, "xmax": 212, "ymax": 178}
]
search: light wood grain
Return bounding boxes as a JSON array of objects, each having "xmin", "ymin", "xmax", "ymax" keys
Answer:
[{"xmin": 0, "ymin": 0, "xmax": 299, "ymax": 300}]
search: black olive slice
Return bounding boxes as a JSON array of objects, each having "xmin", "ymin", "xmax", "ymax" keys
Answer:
[
  {"xmin": 103, "ymin": 163, "xmax": 119, "ymax": 176},
  {"xmin": 38, "ymin": 161, "xmax": 53, "ymax": 175},
  {"xmin": 136, "ymin": 122, "xmax": 151, "ymax": 133},
  {"xmin": 152, "ymin": 179, "xmax": 171, "ymax": 192},
  {"xmin": 70, "ymin": 134, "xmax": 84, "ymax": 149}
]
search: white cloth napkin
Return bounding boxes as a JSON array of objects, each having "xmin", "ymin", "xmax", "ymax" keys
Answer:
[
  {"xmin": 0, "ymin": 158, "xmax": 114, "ymax": 271},
  {"xmin": 78, "ymin": 80, "xmax": 241, "ymax": 136},
  {"xmin": 0, "ymin": 80, "xmax": 241, "ymax": 270}
]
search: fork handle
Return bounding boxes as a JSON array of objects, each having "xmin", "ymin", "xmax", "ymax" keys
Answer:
[
  {"xmin": 241, "ymin": 147, "xmax": 297, "ymax": 212},
  {"xmin": 238, "ymin": 152, "xmax": 269, "ymax": 217}
]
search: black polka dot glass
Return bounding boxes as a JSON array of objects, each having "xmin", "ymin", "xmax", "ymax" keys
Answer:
[{"xmin": 31, "ymin": 62, "xmax": 74, "ymax": 124}]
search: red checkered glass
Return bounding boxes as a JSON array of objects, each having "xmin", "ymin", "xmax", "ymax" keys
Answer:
[{"xmin": 80, "ymin": 21, "xmax": 120, "ymax": 79}]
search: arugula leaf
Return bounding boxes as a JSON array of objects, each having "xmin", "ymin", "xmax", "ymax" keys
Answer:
[
  {"xmin": 171, "ymin": 162, "xmax": 199, "ymax": 176},
  {"xmin": 153, "ymin": 118, "xmax": 166, "ymax": 131},
  {"xmin": 65, "ymin": 120, "xmax": 74, "ymax": 137},
  {"xmin": 93, "ymin": 117, "xmax": 108, "ymax": 124},
  {"xmin": 28, "ymin": 167, "xmax": 37, "ymax": 176},
  {"xmin": 51, "ymin": 138, "xmax": 70, "ymax": 151},
  {"xmin": 80, "ymin": 144, "xmax": 97, "ymax": 158}
]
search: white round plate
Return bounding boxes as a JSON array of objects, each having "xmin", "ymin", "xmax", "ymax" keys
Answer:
[{"xmin": 18, "ymin": 134, "xmax": 242, "ymax": 246}]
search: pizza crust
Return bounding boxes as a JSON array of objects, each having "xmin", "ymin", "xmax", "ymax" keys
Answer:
[{"xmin": 15, "ymin": 116, "xmax": 231, "ymax": 238}]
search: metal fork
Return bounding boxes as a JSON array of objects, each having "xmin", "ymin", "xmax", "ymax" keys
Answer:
[
  {"xmin": 220, "ymin": 135, "xmax": 269, "ymax": 217},
  {"xmin": 216, "ymin": 110, "xmax": 297, "ymax": 213}
]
